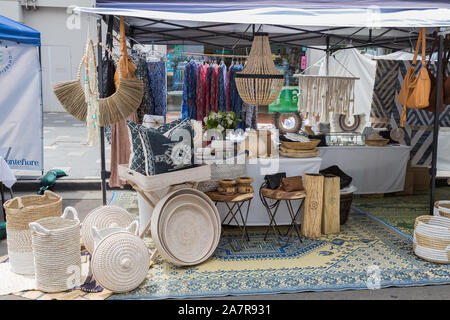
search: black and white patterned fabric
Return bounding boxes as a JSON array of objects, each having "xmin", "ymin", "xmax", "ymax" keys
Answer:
[
  {"xmin": 138, "ymin": 118, "xmax": 194, "ymax": 176},
  {"xmin": 126, "ymin": 121, "xmax": 147, "ymax": 175}
]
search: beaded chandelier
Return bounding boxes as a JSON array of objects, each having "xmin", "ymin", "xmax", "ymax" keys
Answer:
[{"xmin": 235, "ymin": 33, "xmax": 284, "ymax": 106}]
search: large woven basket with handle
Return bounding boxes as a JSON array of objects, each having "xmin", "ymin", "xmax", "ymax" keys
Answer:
[
  {"xmin": 4, "ymin": 190, "xmax": 62, "ymax": 274},
  {"xmin": 413, "ymin": 215, "xmax": 450, "ymax": 264},
  {"xmin": 29, "ymin": 207, "xmax": 81, "ymax": 293},
  {"xmin": 434, "ymin": 201, "xmax": 450, "ymax": 219}
]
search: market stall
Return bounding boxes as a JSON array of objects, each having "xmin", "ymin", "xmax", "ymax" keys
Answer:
[{"xmin": 1, "ymin": 0, "xmax": 449, "ymax": 301}]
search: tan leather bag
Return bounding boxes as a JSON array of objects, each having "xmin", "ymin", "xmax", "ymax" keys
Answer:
[
  {"xmin": 280, "ymin": 176, "xmax": 304, "ymax": 192},
  {"xmin": 398, "ymin": 28, "xmax": 431, "ymax": 126}
]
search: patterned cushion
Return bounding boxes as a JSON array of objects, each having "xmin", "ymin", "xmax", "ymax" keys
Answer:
[
  {"xmin": 138, "ymin": 118, "xmax": 194, "ymax": 176},
  {"xmin": 126, "ymin": 121, "xmax": 147, "ymax": 175}
]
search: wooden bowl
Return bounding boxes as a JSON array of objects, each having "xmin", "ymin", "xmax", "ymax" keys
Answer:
[
  {"xmin": 365, "ymin": 138, "xmax": 389, "ymax": 146},
  {"xmin": 280, "ymin": 139, "xmax": 321, "ymax": 150},
  {"xmin": 219, "ymin": 179, "xmax": 237, "ymax": 186},
  {"xmin": 236, "ymin": 176, "xmax": 254, "ymax": 185}
]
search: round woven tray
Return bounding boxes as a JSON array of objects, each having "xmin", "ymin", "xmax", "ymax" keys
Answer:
[
  {"xmin": 81, "ymin": 205, "xmax": 135, "ymax": 254},
  {"xmin": 280, "ymin": 148, "xmax": 320, "ymax": 158},
  {"xmin": 151, "ymin": 188, "xmax": 221, "ymax": 266},
  {"xmin": 365, "ymin": 138, "xmax": 389, "ymax": 146},
  {"xmin": 91, "ymin": 231, "xmax": 150, "ymax": 293},
  {"xmin": 280, "ymin": 139, "xmax": 320, "ymax": 150}
]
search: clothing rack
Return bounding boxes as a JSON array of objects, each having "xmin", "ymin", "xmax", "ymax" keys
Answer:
[{"xmin": 183, "ymin": 52, "xmax": 248, "ymax": 58}]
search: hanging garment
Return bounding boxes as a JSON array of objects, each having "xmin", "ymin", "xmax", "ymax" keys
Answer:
[
  {"xmin": 196, "ymin": 63, "xmax": 210, "ymax": 121},
  {"xmin": 147, "ymin": 61, "xmax": 167, "ymax": 117},
  {"xmin": 182, "ymin": 61, "xmax": 198, "ymax": 120},
  {"xmin": 218, "ymin": 62, "xmax": 227, "ymax": 111},
  {"xmin": 241, "ymin": 103, "xmax": 258, "ymax": 130},
  {"xmin": 228, "ymin": 64, "xmax": 244, "ymax": 120},
  {"xmin": 210, "ymin": 63, "xmax": 220, "ymax": 112},
  {"xmin": 226, "ymin": 66, "xmax": 231, "ymax": 111},
  {"xmin": 132, "ymin": 56, "xmax": 152, "ymax": 124},
  {"xmin": 109, "ymin": 16, "xmax": 139, "ymax": 188},
  {"xmin": 102, "ymin": 17, "xmax": 116, "ymax": 145}
]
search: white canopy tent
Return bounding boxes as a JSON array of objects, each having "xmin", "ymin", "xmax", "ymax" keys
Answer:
[{"xmin": 74, "ymin": 1, "xmax": 450, "ymax": 213}]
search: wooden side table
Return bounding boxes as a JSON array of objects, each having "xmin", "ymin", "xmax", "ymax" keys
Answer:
[
  {"xmin": 260, "ymin": 187, "xmax": 306, "ymax": 245},
  {"xmin": 206, "ymin": 192, "xmax": 253, "ymax": 251}
]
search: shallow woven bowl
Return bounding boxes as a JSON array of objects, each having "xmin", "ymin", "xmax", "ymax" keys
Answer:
[
  {"xmin": 280, "ymin": 139, "xmax": 320, "ymax": 150},
  {"xmin": 365, "ymin": 138, "xmax": 389, "ymax": 146}
]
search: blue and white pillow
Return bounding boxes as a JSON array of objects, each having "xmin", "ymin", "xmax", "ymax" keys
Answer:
[
  {"xmin": 126, "ymin": 121, "xmax": 147, "ymax": 175},
  {"xmin": 138, "ymin": 118, "xmax": 194, "ymax": 176}
]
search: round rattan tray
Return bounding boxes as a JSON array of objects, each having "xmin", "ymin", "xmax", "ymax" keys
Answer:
[
  {"xmin": 280, "ymin": 139, "xmax": 321, "ymax": 150},
  {"xmin": 150, "ymin": 188, "xmax": 221, "ymax": 266}
]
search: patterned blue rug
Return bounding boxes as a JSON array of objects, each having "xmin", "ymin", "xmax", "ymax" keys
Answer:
[{"xmin": 108, "ymin": 192, "xmax": 450, "ymax": 300}]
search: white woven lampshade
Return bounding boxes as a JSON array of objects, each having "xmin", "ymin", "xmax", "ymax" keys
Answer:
[{"xmin": 235, "ymin": 33, "xmax": 284, "ymax": 106}]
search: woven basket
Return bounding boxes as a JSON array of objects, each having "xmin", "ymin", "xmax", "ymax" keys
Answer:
[
  {"xmin": 29, "ymin": 207, "xmax": 81, "ymax": 292},
  {"xmin": 434, "ymin": 201, "xmax": 450, "ymax": 219},
  {"xmin": 80, "ymin": 205, "xmax": 135, "ymax": 254},
  {"xmin": 413, "ymin": 215, "xmax": 450, "ymax": 264},
  {"xmin": 4, "ymin": 190, "xmax": 62, "ymax": 274},
  {"xmin": 91, "ymin": 221, "xmax": 150, "ymax": 293}
]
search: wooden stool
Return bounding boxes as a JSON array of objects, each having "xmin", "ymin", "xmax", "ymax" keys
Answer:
[
  {"xmin": 260, "ymin": 187, "xmax": 306, "ymax": 245},
  {"xmin": 206, "ymin": 192, "xmax": 253, "ymax": 251}
]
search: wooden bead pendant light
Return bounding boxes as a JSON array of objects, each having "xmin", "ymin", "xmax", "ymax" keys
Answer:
[{"xmin": 235, "ymin": 33, "xmax": 284, "ymax": 106}]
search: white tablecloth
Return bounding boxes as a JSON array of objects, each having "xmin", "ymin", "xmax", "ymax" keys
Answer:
[
  {"xmin": 318, "ymin": 145, "xmax": 410, "ymax": 194},
  {"xmin": 218, "ymin": 157, "xmax": 322, "ymax": 226},
  {"xmin": 438, "ymin": 128, "xmax": 450, "ymax": 173},
  {"xmin": 0, "ymin": 157, "xmax": 16, "ymax": 189}
]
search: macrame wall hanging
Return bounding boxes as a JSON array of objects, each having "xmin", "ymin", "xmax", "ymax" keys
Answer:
[
  {"xmin": 297, "ymin": 75, "xmax": 356, "ymax": 122},
  {"xmin": 295, "ymin": 53, "xmax": 359, "ymax": 123}
]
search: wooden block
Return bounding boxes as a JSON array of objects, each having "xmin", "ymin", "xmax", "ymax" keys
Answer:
[
  {"xmin": 411, "ymin": 166, "xmax": 430, "ymax": 191},
  {"xmin": 321, "ymin": 175, "xmax": 340, "ymax": 234},
  {"xmin": 301, "ymin": 174, "xmax": 324, "ymax": 239}
]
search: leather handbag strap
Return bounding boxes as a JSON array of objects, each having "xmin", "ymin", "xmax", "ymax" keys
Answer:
[{"xmin": 412, "ymin": 28, "xmax": 426, "ymax": 67}]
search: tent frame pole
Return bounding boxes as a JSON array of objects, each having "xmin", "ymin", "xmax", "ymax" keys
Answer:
[
  {"xmin": 97, "ymin": 18, "xmax": 107, "ymax": 206},
  {"xmin": 429, "ymin": 32, "xmax": 444, "ymax": 215}
]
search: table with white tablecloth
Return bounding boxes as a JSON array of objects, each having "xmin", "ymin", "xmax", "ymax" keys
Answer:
[
  {"xmin": 218, "ymin": 157, "xmax": 322, "ymax": 226},
  {"xmin": 318, "ymin": 145, "xmax": 411, "ymax": 194}
]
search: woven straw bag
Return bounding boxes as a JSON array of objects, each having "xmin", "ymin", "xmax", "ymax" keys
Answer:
[
  {"xmin": 4, "ymin": 190, "xmax": 62, "ymax": 274},
  {"xmin": 434, "ymin": 201, "xmax": 450, "ymax": 219},
  {"xmin": 90, "ymin": 220, "xmax": 150, "ymax": 293},
  {"xmin": 29, "ymin": 207, "xmax": 81, "ymax": 292},
  {"xmin": 413, "ymin": 215, "xmax": 450, "ymax": 264}
]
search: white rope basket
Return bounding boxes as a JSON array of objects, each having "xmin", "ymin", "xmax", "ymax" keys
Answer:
[
  {"xmin": 434, "ymin": 201, "xmax": 450, "ymax": 219},
  {"xmin": 29, "ymin": 207, "xmax": 81, "ymax": 292},
  {"xmin": 413, "ymin": 215, "xmax": 450, "ymax": 264},
  {"xmin": 91, "ymin": 221, "xmax": 150, "ymax": 293},
  {"xmin": 81, "ymin": 205, "xmax": 135, "ymax": 254},
  {"xmin": 4, "ymin": 190, "xmax": 62, "ymax": 275}
]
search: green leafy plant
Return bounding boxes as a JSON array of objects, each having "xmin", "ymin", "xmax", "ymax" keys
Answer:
[{"xmin": 203, "ymin": 111, "xmax": 241, "ymax": 133}]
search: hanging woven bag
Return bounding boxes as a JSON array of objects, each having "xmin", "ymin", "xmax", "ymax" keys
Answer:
[
  {"xmin": 52, "ymin": 41, "xmax": 144, "ymax": 127},
  {"xmin": 4, "ymin": 190, "xmax": 62, "ymax": 275},
  {"xmin": 397, "ymin": 28, "xmax": 431, "ymax": 126},
  {"xmin": 29, "ymin": 207, "xmax": 81, "ymax": 293}
]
